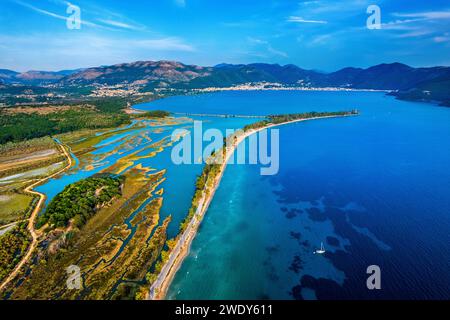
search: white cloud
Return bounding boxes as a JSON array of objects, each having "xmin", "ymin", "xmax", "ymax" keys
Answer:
[
  {"xmin": 175, "ymin": 0, "xmax": 186, "ymax": 8},
  {"xmin": 246, "ymin": 37, "xmax": 287, "ymax": 58},
  {"xmin": 300, "ymin": 0, "xmax": 369, "ymax": 14},
  {"xmin": 14, "ymin": 0, "xmax": 147, "ymax": 31},
  {"xmin": 382, "ymin": 12, "xmax": 450, "ymax": 40},
  {"xmin": 135, "ymin": 38, "xmax": 195, "ymax": 51},
  {"xmin": 434, "ymin": 33, "xmax": 450, "ymax": 43},
  {"xmin": 310, "ymin": 33, "xmax": 333, "ymax": 45},
  {"xmin": 395, "ymin": 30, "xmax": 433, "ymax": 39},
  {"xmin": 267, "ymin": 46, "xmax": 288, "ymax": 58},
  {"xmin": 393, "ymin": 11, "xmax": 450, "ymax": 20},
  {"xmin": 0, "ymin": 33, "xmax": 195, "ymax": 71},
  {"xmin": 96, "ymin": 19, "xmax": 145, "ymax": 31},
  {"xmin": 299, "ymin": 1, "xmax": 320, "ymax": 5},
  {"xmin": 380, "ymin": 19, "xmax": 424, "ymax": 31},
  {"xmin": 247, "ymin": 37, "xmax": 268, "ymax": 45},
  {"xmin": 0, "ymin": 34, "xmax": 195, "ymax": 52},
  {"xmin": 287, "ymin": 16, "xmax": 327, "ymax": 24},
  {"xmin": 221, "ymin": 21, "xmax": 255, "ymax": 28},
  {"xmin": 13, "ymin": 0, "xmax": 110, "ymax": 29}
]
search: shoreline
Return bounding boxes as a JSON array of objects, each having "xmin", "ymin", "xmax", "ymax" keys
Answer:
[
  {"xmin": 147, "ymin": 113, "xmax": 357, "ymax": 300},
  {"xmin": 191, "ymin": 86, "xmax": 392, "ymax": 93},
  {"xmin": 172, "ymin": 112, "xmax": 264, "ymax": 119}
]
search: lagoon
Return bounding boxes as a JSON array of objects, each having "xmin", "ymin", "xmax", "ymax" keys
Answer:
[{"xmin": 35, "ymin": 115, "xmax": 256, "ymax": 241}]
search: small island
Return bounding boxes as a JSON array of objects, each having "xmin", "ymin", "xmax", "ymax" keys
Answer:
[{"xmin": 37, "ymin": 174, "xmax": 124, "ymax": 229}]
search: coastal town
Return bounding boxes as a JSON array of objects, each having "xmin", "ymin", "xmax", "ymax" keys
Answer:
[{"xmin": 1, "ymin": 80, "xmax": 391, "ymax": 109}]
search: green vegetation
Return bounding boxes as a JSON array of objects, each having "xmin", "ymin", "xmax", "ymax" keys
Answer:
[
  {"xmin": 179, "ymin": 162, "xmax": 221, "ymax": 234},
  {"xmin": 0, "ymin": 136, "xmax": 56, "ymax": 158},
  {"xmin": 37, "ymin": 174, "xmax": 124, "ymax": 229},
  {"xmin": 114, "ymin": 215, "xmax": 171, "ymax": 300},
  {"xmin": 392, "ymin": 77, "xmax": 450, "ymax": 106},
  {"xmin": 0, "ymin": 85, "xmax": 51, "ymax": 95},
  {"xmin": 0, "ymin": 136, "xmax": 63, "ymax": 179},
  {"xmin": 0, "ymin": 155, "xmax": 65, "ymax": 179},
  {"xmin": 0, "ymin": 85, "xmax": 95, "ymax": 105},
  {"xmin": 0, "ymin": 108, "xmax": 130, "ymax": 145},
  {"xmin": 138, "ymin": 110, "xmax": 170, "ymax": 118},
  {"xmin": 88, "ymin": 98, "xmax": 130, "ymax": 113},
  {"xmin": 0, "ymin": 222, "xmax": 31, "ymax": 283},
  {"xmin": 10, "ymin": 167, "xmax": 167, "ymax": 300},
  {"xmin": 243, "ymin": 110, "xmax": 358, "ymax": 131},
  {"xmin": 0, "ymin": 96, "xmax": 173, "ymax": 145},
  {"xmin": 0, "ymin": 193, "xmax": 34, "ymax": 226}
]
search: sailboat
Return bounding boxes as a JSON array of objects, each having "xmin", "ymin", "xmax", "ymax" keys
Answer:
[{"xmin": 314, "ymin": 242, "xmax": 326, "ymax": 255}]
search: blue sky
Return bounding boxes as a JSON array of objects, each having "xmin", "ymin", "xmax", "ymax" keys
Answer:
[{"xmin": 0, "ymin": 0, "xmax": 449, "ymax": 71}]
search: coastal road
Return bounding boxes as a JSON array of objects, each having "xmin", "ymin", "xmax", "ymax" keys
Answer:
[{"xmin": 0, "ymin": 141, "xmax": 73, "ymax": 292}]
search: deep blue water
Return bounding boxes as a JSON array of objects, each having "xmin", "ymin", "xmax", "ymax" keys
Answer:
[{"xmin": 143, "ymin": 90, "xmax": 450, "ymax": 300}]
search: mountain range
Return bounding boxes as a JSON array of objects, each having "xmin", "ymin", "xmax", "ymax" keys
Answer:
[
  {"xmin": 1, "ymin": 61, "xmax": 449, "ymax": 105},
  {"xmin": 0, "ymin": 69, "xmax": 83, "ymax": 85}
]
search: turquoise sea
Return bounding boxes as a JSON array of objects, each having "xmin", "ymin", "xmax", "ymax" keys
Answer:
[{"xmin": 142, "ymin": 91, "xmax": 450, "ymax": 300}]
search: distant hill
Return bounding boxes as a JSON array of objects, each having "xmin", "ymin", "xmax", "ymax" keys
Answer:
[
  {"xmin": 164, "ymin": 62, "xmax": 322, "ymax": 88},
  {"xmin": 320, "ymin": 63, "xmax": 450, "ymax": 91},
  {"xmin": 2, "ymin": 61, "xmax": 449, "ymax": 106},
  {"xmin": 178, "ymin": 63, "xmax": 321, "ymax": 88},
  {"xmin": 58, "ymin": 61, "xmax": 450, "ymax": 97},
  {"xmin": 60, "ymin": 60, "xmax": 212, "ymax": 88},
  {"xmin": 0, "ymin": 69, "xmax": 19, "ymax": 84},
  {"xmin": 390, "ymin": 73, "xmax": 450, "ymax": 106},
  {"xmin": 0, "ymin": 69, "xmax": 81, "ymax": 85}
]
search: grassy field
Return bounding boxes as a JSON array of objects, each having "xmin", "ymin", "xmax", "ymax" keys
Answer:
[
  {"xmin": 0, "ymin": 136, "xmax": 57, "ymax": 158},
  {"xmin": 0, "ymin": 136, "xmax": 62, "ymax": 179},
  {"xmin": 58, "ymin": 126, "xmax": 136, "ymax": 155},
  {"xmin": 0, "ymin": 193, "xmax": 34, "ymax": 226}
]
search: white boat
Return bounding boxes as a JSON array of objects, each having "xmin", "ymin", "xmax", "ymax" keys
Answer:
[{"xmin": 314, "ymin": 242, "xmax": 326, "ymax": 254}]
